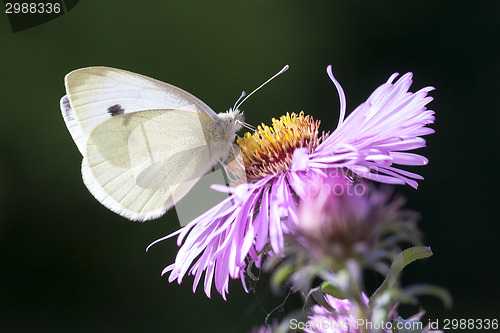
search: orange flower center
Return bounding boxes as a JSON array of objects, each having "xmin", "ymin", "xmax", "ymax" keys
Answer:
[{"xmin": 236, "ymin": 112, "xmax": 328, "ymax": 182}]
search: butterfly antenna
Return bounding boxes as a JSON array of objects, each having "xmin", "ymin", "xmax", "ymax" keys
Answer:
[
  {"xmin": 234, "ymin": 65, "xmax": 289, "ymax": 111},
  {"xmin": 233, "ymin": 92, "xmax": 255, "ymax": 131},
  {"xmin": 232, "ymin": 91, "xmax": 246, "ymax": 111}
]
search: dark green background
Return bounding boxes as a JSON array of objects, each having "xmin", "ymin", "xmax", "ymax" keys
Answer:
[{"xmin": 1, "ymin": 1, "xmax": 499, "ymax": 332}]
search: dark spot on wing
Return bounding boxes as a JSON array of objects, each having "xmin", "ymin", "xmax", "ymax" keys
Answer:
[
  {"xmin": 108, "ymin": 104, "xmax": 125, "ymax": 117},
  {"xmin": 61, "ymin": 95, "xmax": 74, "ymax": 121}
]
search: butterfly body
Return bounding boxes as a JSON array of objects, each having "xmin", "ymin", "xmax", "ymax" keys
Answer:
[{"xmin": 205, "ymin": 110, "xmax": 243, "ymax": 159}]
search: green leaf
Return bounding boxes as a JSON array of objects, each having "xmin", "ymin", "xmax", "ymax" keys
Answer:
[
  {"xmin": 272, "ymin": 264, "xmax": 294, "ymax": 286},
  {"xmin": 370, "ymin": 246, "xmax": 432, "ymax": 305},
  {"xmin": 320, "ymin": 282, "xmax": 347, "ymax": 299}
]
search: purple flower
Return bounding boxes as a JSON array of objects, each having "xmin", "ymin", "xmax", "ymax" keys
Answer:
[
  {"xmin": 296, "ymin": 170, "xmax": 421, "ymax": 262},
  {"xmin": 270, "ymin": 171, "xmax": 421, "ymax": 293},
  {"xmin": 305, "ymin": 293, "xmax": 369, "ymax": 333},
  {"xmin": 148, "ymin": 66, "xmax": 435, "ymax": 299},
  {"xmin": 304, "ymin": 293, "xmax": 440, "ymax": 333},
  {"xmin": 308, "ymin": 66, "xmax": 435, "ymax": 188}
]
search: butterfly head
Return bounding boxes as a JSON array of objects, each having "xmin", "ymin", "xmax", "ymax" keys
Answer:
[{"xmin": 217, "ymin": 108, "xmax": 245, "ymax": 136}]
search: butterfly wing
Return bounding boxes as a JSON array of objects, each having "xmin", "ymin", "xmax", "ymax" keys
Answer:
[
  {"xmin": 83, "ymin": 109, "xmax": 218, "ymax": 221},
  {"xmin": 61, "ymin": 67, "xmax": 221, "ymax": 221},
  {"xmin": 61, "ymin": 66, "xmax": 218, "ymax": 155}
]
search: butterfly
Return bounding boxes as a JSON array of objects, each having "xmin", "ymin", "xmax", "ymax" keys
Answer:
[{"xmin": 60, "ymin": 67, "xmax": 248, "ymax": 221}]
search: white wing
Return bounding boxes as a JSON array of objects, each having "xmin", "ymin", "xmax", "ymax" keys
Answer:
[
  {"xmin": 60, "ymin": 67, "xmax": 223, "ymax": 221},
  {"xmin": 83, "ymin": 109, "xmax": 219, "ymax": 221},
  {"xmin": 60, "ymin": 66, "xmax": 218, "ymax": 155}
]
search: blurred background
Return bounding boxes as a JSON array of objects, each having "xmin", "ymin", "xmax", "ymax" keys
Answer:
[{"xmin": 1, "ymin": 1, "xmax": 499, "ymax": 332}]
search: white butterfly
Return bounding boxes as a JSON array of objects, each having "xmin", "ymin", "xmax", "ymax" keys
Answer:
[{"xmin": 60, "ymin": 67, "xmax": 245, "ymax": 221}]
